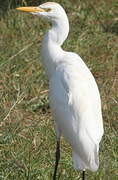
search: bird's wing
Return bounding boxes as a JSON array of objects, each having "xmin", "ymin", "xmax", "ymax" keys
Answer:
[
  {"xmin": 49, "ymin": 54, "xmax": 104, "ymax": 171},
  {"xmin": 49, "ymin": 55, "xmax": 103, "ymax": 143}
]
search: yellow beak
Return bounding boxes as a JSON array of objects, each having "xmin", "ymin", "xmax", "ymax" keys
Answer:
[{"xmin": 16, "ymin": 6, "xmax": 45, "ymax": 13}]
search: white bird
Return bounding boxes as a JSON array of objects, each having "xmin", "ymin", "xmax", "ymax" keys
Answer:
[{"xmin": 16, "ymin": 2, "xmax": 104, "ymax": 180}]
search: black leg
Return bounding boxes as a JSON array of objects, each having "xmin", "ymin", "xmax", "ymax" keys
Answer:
[
  {"xmin": 82, "ymin": 170, "xmax": 85, "ymax": 180},
  {"xmin": 53, "ymin": 140, "xmax": 60, "ymax": 180}
]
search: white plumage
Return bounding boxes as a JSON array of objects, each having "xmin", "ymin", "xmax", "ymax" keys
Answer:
[
  {"xmin": 49, "ymin": 54, "xmax": 103, "ymax": 171},
  {"xmin": 17, "ymin": 1, "xmax": 104, "ymax": 174}
]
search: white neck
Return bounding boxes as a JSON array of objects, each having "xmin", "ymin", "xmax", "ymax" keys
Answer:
[
  {"xmin": 50, "ymin": 15, "xmax": 69, "ymax": 46},
  {"xmin": 41, "ymin": 13, "xmax": 69, "ymax": 78}
]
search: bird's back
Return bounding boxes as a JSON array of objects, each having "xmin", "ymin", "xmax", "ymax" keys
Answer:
[{"xmin": 49, "ymin": 53, "xmax": 104, "ymax": 171}]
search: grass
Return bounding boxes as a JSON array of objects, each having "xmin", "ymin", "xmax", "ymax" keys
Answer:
[{"xmin": 0, "ymin": 0, "xmax": 118, "ymax": 179}]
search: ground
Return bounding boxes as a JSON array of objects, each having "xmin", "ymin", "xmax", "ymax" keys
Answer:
[{"xmin": 0, "ymin": 0, "xmax": 118, "ymax": 179}]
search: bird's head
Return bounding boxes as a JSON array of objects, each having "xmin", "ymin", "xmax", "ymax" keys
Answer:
[
  {"xmin": 16, "ymin": 2, "xmax": 67, "ymax": 23},
  {"xmin": 16, "ymin": 2, "xmax": 69, "ymax": 46}
]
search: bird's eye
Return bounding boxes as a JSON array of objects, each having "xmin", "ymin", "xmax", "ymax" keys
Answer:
[{"xmin": 45, "ymin": 8, "xmax": 52, "ymax": 12}]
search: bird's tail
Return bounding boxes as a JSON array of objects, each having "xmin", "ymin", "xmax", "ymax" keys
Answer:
[
  {"xmin": 72, "ymin": 151, "xmax": 86, "ymax": 170},
  {"xmin": 72, "ymin": 146, "xmax": 99, "ymax": 172}
]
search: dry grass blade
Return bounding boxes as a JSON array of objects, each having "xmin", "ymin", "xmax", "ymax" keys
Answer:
[{"xmin": 3, "ymin": 92, "xmax": 25, "ymax": 121}]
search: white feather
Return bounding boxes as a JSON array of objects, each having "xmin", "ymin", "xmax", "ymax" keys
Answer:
[
  {"xmin": 40, "ymin": 2, "xmax": 104, "ymax": 171},
  {"xmin": 49, "ymin": 53, "xmax": 103, "ymax": 171}
]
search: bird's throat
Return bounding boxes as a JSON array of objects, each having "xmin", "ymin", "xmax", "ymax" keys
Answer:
[
  {"xmin": 41, "ymin": 16, "xmax": 69, "ymax": 78},
  {"xmin": 50, "ymin": 18, "xmax": 69, "ymax": 46}
]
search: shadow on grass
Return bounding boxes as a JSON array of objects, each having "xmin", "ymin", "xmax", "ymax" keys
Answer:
[{"xmin": 102, "ymin": 21, "xmax": 118, "ymax": 35}]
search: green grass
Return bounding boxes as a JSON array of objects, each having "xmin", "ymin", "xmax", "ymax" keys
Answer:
[{"xmin": 0, "ymin": 0, "xmax": 118, "ymax": 179}]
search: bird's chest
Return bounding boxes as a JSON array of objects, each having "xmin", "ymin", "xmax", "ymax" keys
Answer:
[
  {"xmin": 41, "ymin": 42, "xmax": 63, "ymax": 78},
  {"xmin": 41, "ymin": 47, "xmax": 55, "ymax": 77}
]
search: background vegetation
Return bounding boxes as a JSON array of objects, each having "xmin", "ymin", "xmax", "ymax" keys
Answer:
[{"xmin": 0, "ymin": 0, "xmax": 118, "ymax": 179}]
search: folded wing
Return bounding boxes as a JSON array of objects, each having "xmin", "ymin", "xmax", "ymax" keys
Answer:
[{"xmin": 49, "ymin": 55, "xmax": 104, "ymax": 171}]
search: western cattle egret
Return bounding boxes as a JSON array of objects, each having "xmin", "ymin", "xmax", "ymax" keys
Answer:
[{"xmin": 16, "ymin": 2, "xmax": 104, "ymax": 180}]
